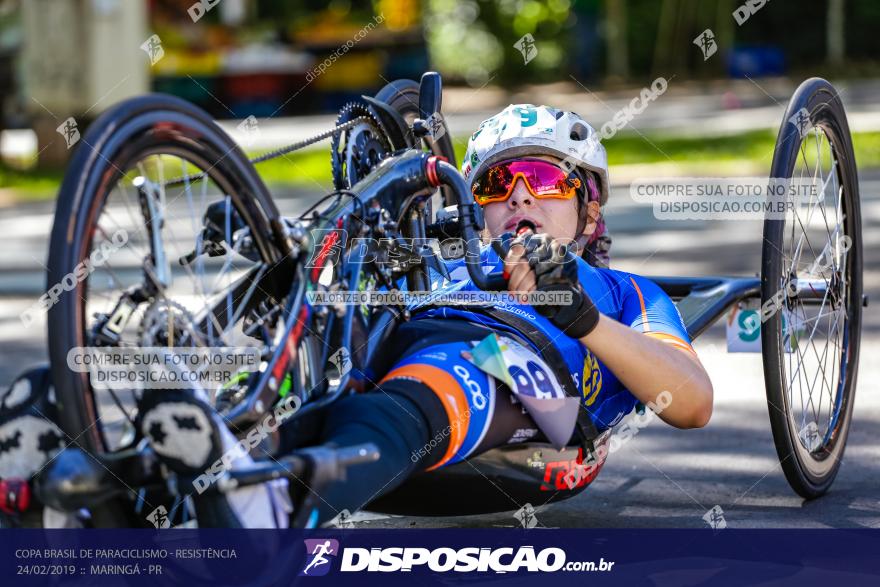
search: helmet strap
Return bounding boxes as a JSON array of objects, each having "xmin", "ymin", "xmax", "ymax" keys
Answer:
[{"xmin": 573, "ymin": 182, "xmax": 592, "ymax": 256}]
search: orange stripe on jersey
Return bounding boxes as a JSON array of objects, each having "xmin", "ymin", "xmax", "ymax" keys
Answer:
[
  {"xmin": 380, "ymin": 364, "xmax": 471, "ymax": 469},
  {"xmin": 645, "ymin": 331, "xmax": 697, "ymax": 356},
  {"xmin": 629, "ymin": 277, "xmax": 650, "ymax": 332}
]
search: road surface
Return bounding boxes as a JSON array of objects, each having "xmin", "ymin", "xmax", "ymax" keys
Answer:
[{"xmin": 0, "ymin": 171, "xmax": 878, "ymax": 530}]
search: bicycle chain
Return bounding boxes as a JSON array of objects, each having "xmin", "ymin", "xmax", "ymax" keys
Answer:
[
  {"xmin": 250, "ymin": 115, "xmax": 377, "ymax": 164},
  {"xmin": 164, "ymin": 115, "xmax": 377, "ymax": 187}
]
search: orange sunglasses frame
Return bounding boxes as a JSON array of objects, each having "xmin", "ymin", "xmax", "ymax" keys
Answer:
[{"xmin": 472, "ymin": 160, "xmax": 582, "ymax": 206}]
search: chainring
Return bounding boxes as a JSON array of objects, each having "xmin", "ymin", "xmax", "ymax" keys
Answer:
[{"xmin": 330, "ymin": 102, "xmax": 392, "ymax": 190}]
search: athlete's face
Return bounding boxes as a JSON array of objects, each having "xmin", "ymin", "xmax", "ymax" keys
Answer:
[{"xmin": 481, "ymin": 155, "xmax": 599, "ymax": 242}]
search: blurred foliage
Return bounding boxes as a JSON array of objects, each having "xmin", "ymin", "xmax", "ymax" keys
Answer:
[
  {"xmin": 146, "ymin": 0, "xmax": 880, "ymax": 87},
  {"xmin": 425, "ymin": 0, "xmax": 880, "ymax": 86},
  {"xmin": 426, "ymin": 0, "xmax": 576, "ymax": 86}
]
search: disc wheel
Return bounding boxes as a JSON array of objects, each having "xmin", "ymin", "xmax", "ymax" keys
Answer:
[{"xmin": 761, "ymin": 78, "xmax": 863, "ymax": 498}]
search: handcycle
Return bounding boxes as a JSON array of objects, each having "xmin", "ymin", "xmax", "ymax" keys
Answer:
[{"xmin": 35, "ymin": 73, "xmax": 862, "ymax": 527}]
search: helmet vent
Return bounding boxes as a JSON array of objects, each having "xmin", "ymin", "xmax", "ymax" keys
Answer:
[{"xmin": 569, "ymin": 121, "xmax": 590, "ymax": 141}]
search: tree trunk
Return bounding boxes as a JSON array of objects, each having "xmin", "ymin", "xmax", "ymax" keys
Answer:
[
  {"xmin": 605, "ymin": 0, "xmax": 629, "ymax": 80},
  {"xmin": 827, "ymin": 0, "xmax": 845, "ymax": 66}
]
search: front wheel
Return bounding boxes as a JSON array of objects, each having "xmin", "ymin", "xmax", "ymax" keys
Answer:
[
  {"xmin": 761, "ymin": 78, "xmax": 863, "ymax": 498},
  {"xmin": 46, "ymin": 94, "xmax": 290, "ymax": 525}
]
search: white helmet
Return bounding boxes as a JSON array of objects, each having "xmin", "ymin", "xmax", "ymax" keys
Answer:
[{"xmin": 462, "ymin": 104, "xmax": 610, "ymax": 205}]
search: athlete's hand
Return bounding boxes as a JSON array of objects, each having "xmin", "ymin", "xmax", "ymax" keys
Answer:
[{"xmin": 502, "ymin": 233, "xmax": 600, "ymax": 338}]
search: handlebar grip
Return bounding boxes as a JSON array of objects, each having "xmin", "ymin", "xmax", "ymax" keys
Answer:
[
  {"xmin": 335, "ymin": 443, "xmax": 380, "ymax": 467},
  {"xmin": 483, "ymin": 272, "xmax": 509, "ymax": 292},
  {"xmin": 490, "ymin": 231, "xmax": 515, "ymax": 260}
]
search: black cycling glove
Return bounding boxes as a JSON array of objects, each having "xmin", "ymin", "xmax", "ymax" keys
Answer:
[{"xmin": 513, "ymin": 233, "xmax": 601, "ymax": 339}]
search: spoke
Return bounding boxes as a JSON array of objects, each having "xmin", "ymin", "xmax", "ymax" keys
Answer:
[
  {"xmin": 786, "ymin": 317, "xmax": 814, "ymax": 430},
  {"xmin": 219, "ymin": 265, "xmax": 268, "ymax": 342},
  {"xmin": 790, "ymin": 135, "xmax": 831, "ymax": 272},
  {"xmin": 224, "ymin": 196, "xmax": 234, "ymax": 328},
  {"xmin": 812, "ymin": 132, "xmax": 838, "ymax": 280},
  {"xmin": 89, "ymin": 225, "xmax": 138, "ymax": 302},
  {"xmin": 809, "ymin": 310, "xmax": 839, "ymax": 422},
  {"xmin": 180, "ymin": 157, "xmax": 211, "ymax": 304},
  {"xmin": 159, "ymin": 206, "xmax": 227, "ymax": 344}
]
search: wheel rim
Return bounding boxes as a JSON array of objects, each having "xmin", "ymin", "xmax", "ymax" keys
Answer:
[{"xmin": 776, "ymin": 123, "xmax": 855, "ymax": 478}]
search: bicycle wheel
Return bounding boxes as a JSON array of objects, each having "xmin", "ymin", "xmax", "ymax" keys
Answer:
[
  {"xmin": 761, "ymin": 78, "xmax": 863, "ymax": 498},
  {"xmin": 46, "ymin": 94, "xmax": 291, "ymax": 525},
  {"xmin": 375, "ymin": 78, "xmax": 457, "ymax": 212}
]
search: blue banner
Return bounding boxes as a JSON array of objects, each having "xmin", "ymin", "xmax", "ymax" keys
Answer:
[{"xmin": 1, "ymin": 529, "xmax": 878, "ymax": 585}]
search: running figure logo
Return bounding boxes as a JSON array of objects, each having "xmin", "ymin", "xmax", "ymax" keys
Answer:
[
  {"xmin": 514, "ymin": 34, "xmax": 538, "ymax": 65},
  {"xmin": 140, "ymin": 34, "xmax": 165, "ymax": 66},
  {"xmin": 146, "ymin": 505, "xmax": 171, "ymax": 529},
  {"xmin": 702, "ymin": 505, "xmax": 727, "ymax": 530},
  {"xmin": 789, "ymin": 108, "xmax": 812, "ymax": 138},
  {"xmin": 300, "ymin": 539, "xmax": 339, "ymax": 576},
  {"xmin": 693, "ymin": 29, "xmax": 717, "ymax": 61},
  {"xmin": 56, "ymin": 117, "xmax": 80, "ymax": 149},
  {"xmin": 513, "ymin": 503, "xmax": 539, "ymax": 529},
  {"xmin": 329, "ymin": 348, "xmax": 352, "ymax": 378}
]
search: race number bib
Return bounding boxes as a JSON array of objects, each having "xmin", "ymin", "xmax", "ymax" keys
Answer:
[
  {"xmin": 495, "ymin": 336, "xmax": 567, "ymax": 400},
  {"xmin": 461, "ymin": 334, "xmax": 567, "ymax": 400},
  {"xmin": 462, "ymin": 332, "xmax": 580, "ymax": 450}
]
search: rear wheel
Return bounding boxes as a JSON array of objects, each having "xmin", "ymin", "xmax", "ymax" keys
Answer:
[{"xmin": 761, "ymin": 78, "xmax": 863, "ymax": 498}]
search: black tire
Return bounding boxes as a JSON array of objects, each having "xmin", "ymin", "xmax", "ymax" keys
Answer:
[
  {"xmin": 761, "ymin": 78, "xmax": 863, "ymax": 498},
  {"xmin": 46, "ymin": 94, "xmax": 288, "ymax": 525},
  {"xmin": 375, "ymin": 79, "xmax": 457, "ymax": 212}
]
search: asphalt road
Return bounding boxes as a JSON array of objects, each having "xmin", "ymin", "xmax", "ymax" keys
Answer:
[{"xmin": 1, "ymin": 172, "xmax": 878, "ymax": 529}]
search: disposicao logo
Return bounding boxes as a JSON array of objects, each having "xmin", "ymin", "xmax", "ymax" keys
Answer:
[{"xmin": 301, "ymin": 539, "xmax": 339, "ymax": 576}]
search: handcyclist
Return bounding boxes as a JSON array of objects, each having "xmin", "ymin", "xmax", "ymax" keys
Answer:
[{"xmin": 0, "ymin": 105, "xmax": 713, "ymax": 528}]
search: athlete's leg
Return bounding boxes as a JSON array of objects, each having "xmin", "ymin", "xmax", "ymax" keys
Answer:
[
  {"xmin": 145, "ymin": 339, "xmax": 545, "ymax": 528},
  {"xmin": 300, "ymin": 379, "xmax": 449, "ymax": 524},
  {"xmin": 374, "ymin": 339, "xmax": 540, "ymax": 469},
  {"xmin": 303, "ymin": 338, "xmax": 540, "ymax": 525}
]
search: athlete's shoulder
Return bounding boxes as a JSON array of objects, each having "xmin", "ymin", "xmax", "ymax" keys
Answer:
[
  {"xmin": 587, "ymin": 266, "xmax": 668, "ymax": 301},
  {"xmin": 600, "ymin": 268, "xmax": 691, "ymax": 345}
]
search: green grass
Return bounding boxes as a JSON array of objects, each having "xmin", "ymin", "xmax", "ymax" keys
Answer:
[
  {"xmin": 4, "ymin": 129, "xmax": 880, "ymax": 202},
  {"xmin": 463, "ymin": 129, "xmax": 880, "ymax": 169},
  {"xmin": 852, "ymin": 132, "xmax": 880, "ymax": 168},
  {"xmin": 245, "ymin": 131, "xmax": 788, "ymax": 187},
  {"xmin": 250, "ymin": 148, "xmax": 335, "ymax": 188},
  {"xmin": 249, "ymin": 129, "xmax": 880, "ymax": 186},
  {"xmin": 0, "ymin": 163, "xmax": 64, "ymax": 201},
  {"xmin": 604, "ymin": 130, "xmax": 780, "ymax": 167}
]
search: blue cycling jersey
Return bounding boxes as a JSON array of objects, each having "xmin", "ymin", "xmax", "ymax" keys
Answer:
[{"xmin": 407, "ymin": 246, "xmax": 694, "ymax": 431}]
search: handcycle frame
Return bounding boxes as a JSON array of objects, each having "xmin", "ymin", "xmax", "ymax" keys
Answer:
[
  {"xmin": 37, "ymin": 73, "xmax": 854, "ymax": 525},
  {"xmin": 201, "ymin": 166, "xmax": 829, "ymax": 520}
]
